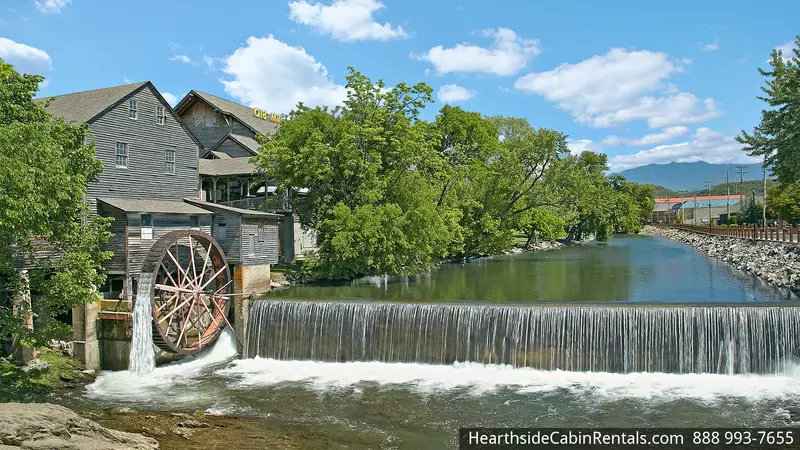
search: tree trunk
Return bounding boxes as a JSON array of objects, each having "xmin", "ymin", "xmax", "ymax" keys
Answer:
[{"xmin": 11, "ymin": 269, "xmax": 35, "ymax": 363}]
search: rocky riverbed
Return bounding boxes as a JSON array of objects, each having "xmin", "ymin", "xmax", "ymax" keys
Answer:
[{"xmin": 641, "ymin": 225, "xmax": 800, "ymax": 292}]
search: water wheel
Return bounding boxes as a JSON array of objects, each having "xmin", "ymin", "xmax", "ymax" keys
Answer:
[{"xmin": 140, "ymin": 230, "xmax": 233, "ymax": 355}]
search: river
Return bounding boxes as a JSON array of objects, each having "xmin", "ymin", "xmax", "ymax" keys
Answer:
[
  {"xmin": 76, "ymin": 235, "xmax": 800, "ymax": 449},
  {"xmin": 268, "ymin": 235, "xmax": 797, "ymax": 303}
]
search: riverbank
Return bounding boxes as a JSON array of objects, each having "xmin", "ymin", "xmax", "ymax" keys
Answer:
[{"xmin": 641, "ymin": 225, "xmax": 800, "ymax": 292}]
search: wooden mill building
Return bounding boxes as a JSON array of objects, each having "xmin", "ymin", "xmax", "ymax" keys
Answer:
[
  {"xmin": 173, "ymin": 90, "xmax": 317, "ymax": 262},
  {"xmin": 38, "ymin": 82, "xmax": 282, "ymax": 369}
]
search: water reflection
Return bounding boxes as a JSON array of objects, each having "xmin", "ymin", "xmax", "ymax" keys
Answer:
[{"xmin": 270, "ymin": 235, "xmax": 797, "ymax": 303}]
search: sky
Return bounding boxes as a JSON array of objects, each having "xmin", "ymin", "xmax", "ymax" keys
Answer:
[{"xmin": 0, "ymin": 0, "xmax": 796, "ymax": 172}]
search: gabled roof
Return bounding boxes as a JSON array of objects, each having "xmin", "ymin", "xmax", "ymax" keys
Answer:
[
  {"xmin": 37, "ymin": 81, "xmax": 204, "ymax": 148},
  {"xmin": 209, "ymin": 132, "xmax": 261, "ymax": 156},
  {"xmin": 198, "ymin": 157, "xmax": 258, "ymax": 177},
  {"xmin": 184, "ymin": 198, "xmax": 282, "ymax": 220},
  {"xmin": 97, "ymin": 198, "xmax": 213, "ymax": 215},
  {"xmin": 174, "ymin": 90, "xmax": 280, "ymax": 138},
  {"xmin": 205, "ymin": 151, "xmax": 232, "ymax": 159},
  {"xmin": 36, "ymin": 82, "xmax": 148, "ymax": 124}
]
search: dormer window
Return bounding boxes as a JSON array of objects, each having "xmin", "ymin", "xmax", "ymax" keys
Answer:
[{"xmin": 129, "ymin": 100, "xmax": 138, "ymax": 119}]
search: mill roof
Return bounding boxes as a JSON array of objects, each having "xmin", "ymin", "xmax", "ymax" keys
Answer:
[
  {"xmin": 174, "ymin": 90, "xmax": 280, "ymax": 138},
  {"xmin": 97, "ymin": 198, "xmax": 213, "ymax": 215},
  {"xmin": 198, "ymin": 157, "xmax": 258, "ymax": 177}
]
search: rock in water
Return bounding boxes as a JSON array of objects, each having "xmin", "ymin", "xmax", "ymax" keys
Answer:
[{"xmin": 0, "ymin": 403, "xmax": 159, "ymax": 449}]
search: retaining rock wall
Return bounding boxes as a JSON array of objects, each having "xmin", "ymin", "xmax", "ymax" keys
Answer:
[{"xmin": 641, "ymin": 226, "xmax": 800, "ymax": 292}]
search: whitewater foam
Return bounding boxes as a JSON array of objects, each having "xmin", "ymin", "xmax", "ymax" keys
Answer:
[
  {"xmin": 87, "ymin": 329, "xmax": 238, "ymax": 401},
  {"xmin": 218, "ymin": 358, "xmax": 800, "ymax": 403}
]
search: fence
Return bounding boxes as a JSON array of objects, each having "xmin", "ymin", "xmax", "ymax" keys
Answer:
[
  {"xmin": 658, "ymin": 223, "xmax": 800, "ymax": 243},
  {"xmin": 220, "ymin": 193, "xmax": 290, "ymax": 212}
]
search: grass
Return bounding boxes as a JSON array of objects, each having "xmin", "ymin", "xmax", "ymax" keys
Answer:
[{"xmin": 0, "ymin": 348, "xmax": 84, "ymax": 403}]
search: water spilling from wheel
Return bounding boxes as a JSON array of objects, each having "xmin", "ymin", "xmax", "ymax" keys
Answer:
[
  {"xmin": 245, "ymin": 300, "xmax": 800, "ymax": 374},
  {"xmin": 128, "ymin": 273, "xmax": 156, "ymax": 375}
]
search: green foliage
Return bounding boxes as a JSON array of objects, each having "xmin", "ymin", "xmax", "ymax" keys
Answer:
[
  {"xmin": 737, "ymin": 36, "xmax": 800, "ymax": 183},
  {"xmin": 729, "ymin": 215, "xmax": 738, "ymax": 225},
  {"xmin": 0, "ymin": 59, "xmax": 112, "ymax": 346},
  {"xmin": 0, "ymin": 347, "xmax": 83, "ymax": 402},
  {"xmin": 652, "ymin": 185, "xmax": 679, "ymax": 198},
  {"xmin": 257, "ymin": 68, "xmax": 453, "ymax": 278},
  {"xmin": 766, "ymin": 182, "xmax": 800, "ymax": 221},
  {"xmin": 257, "ymin": 67, "xmax": 658, "ymax": 279}
]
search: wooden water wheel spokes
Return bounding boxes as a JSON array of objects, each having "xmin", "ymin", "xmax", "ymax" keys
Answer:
[{"xmin": 141, "ymin": 230, "xmax": 233, "ymax": 355}]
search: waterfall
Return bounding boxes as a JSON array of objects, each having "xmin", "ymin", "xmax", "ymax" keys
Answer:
[
  {"xmin": 128, "ymin": 273, "xmax": 155, "ymax": 375},
  {"xmin": 244, "ymin": 300, "xmax": 800, "ymax": 375}
]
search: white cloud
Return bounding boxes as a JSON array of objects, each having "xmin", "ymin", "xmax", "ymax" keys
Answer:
[
  {"xmin": 567, "ymin": 138, "xmax": 602, "ymax": 156},
  {"xmin": 609, "ymin": 127, "xmax": 758, "ymax": 172},
  {"xmin": 288, "ymin": 0, "xmax": 407, "ymax": 42},
  {"xmin": 220, "ymin": 35, "xmax": 347, "ymax": 114},
  {"xmin": 161, "ymin": 92, "xmax": 178, "ymax": 107},
  {"xmin": 703, "ymin": 39, "xmax": 719, "ymax": 52},
  {"xmin": 775, "ymin": 41, "xmax": 795, "ymax": 62},
  {"xmin": 34, "ymin": 0, "xmax": 70, "ymax": 14},
  {"xmin": 437, "ymin": 84, "xmax": 475, "ymax": 103},
  {"xmin": 171, "ymin": 54, "xmax": 192, "ymax": 64},
  {"xmin": 515, "ymin": 48, "xmax": 722, "ymax": 129},
  {"xmin": 413, "ymin": 28, "xmax": 540, "ymax": 76},
  {"xmin": 203, "ymin": 55, "xmax": 214, "ymax": 69},
  {"xmin": 123, "ymin": 77, "xmax": 131, "ymax": 83},
  {"xmin": 0, "ymin": 37, "xmax": 51, "ymax": 76},
  {"xmin": 680, "ymin": 57, "xmax": 693, "ymax": 65},
  {"xmin": 603, "ymin": 126, "xmax": 690, "ymax": 147}
]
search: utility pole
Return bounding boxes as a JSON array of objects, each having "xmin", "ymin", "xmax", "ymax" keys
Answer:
[
  {"xmin": 762, "ymin": 161, "xmax": 767, "ymax": 230},
  {"xmin": 693, "ymin": 191, "xmax": 698, "ymax": 226},
  {"xmin": 725, "ymin": 171, "xmax": 730, "ymax": 223},
  {"xmin": 738, "ymin": 164, "xmax": 749, "ymax": 206},
  {"xmin": 709, "ymin": 181, "xmax": 713, "ymax": 226}
]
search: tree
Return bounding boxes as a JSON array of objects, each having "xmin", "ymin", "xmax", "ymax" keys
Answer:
[
  {"xmin": 767, "ymin": 182, "xmax": 800, "ymax": 222},
  {"xmin": 0, "ymin": 59, "xmax": 111, "ymax": 348},
  {"xmin": 256, "ymin": 68, "xmax": 456, "ymax": 279},
  {"xmin": 737, "ymin": 36, "xmax": 800, "ymax": 184}
]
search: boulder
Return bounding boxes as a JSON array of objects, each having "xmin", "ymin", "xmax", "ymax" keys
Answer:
[{"xmin": 0, "ymin": 403, "xmax": 159, "ymax": 449}]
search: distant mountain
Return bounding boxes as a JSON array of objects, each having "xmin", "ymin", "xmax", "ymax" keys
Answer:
[{"xmin": 616, "ymin": 162, "xmax": 767, "ymax": 191}]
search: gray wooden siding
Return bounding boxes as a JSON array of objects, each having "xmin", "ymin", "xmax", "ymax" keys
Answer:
[
  {"xmin": 86, "ymin": 85, "xmax": 199, "ymax": 210},
  {"xmin": 240, "ymin": 219, "xmax": 279, "ymax": 266},
  {"xmin": 211, "ymin": 212, "xmax": 242, "ymax": 263},
  {"xmin": 182, "ymin": 101, "xmax": 254, "ymax": 149},
  {"xmin": 214, "ymin": 138, "xmax": 254, "ymax": 158},
  {"xmin": 97, "ymin": 204, "xmax": 129, "ymax": 274},
  {"xmin": 126, "ymin": 213, "xmax": 212, "ymax": 276}
]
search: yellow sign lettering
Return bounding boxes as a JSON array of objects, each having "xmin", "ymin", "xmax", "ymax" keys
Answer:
[{"xmin": 253, "ymin": 108, "xmax": 284, "ymax": 123}]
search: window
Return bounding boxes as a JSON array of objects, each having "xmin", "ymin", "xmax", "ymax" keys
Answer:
[
  {"xmin": 115, "ymin": 142, "xmax": 128, "ymax": 168},
  {"xmin": 156, "ymin": 106, "xmax": 166, "ymax": 125},
  {"xmin": 165, "ymin": 149, "xmax": 175, "ymax": 174},
  {"xmin": 129, "ymin": 100, "xmax": 137, "ymax": 119},
  {"xmin": 214, "ymin": 223, "xmax": 226, "ymax": 241},
  {"xmin": 248, "ymin": 235, "xmax": 256, "ymax": 255},
  {"xmin": 257, "ymin": 223, "xmax": 264, "ymax": 241},
  {"xmin": 189, "ymin": 216, "xmax": 199, "ymax": 228},
  {"xmin": 141, "ymin": 214, "xmax": 153, "ymax": 240}
]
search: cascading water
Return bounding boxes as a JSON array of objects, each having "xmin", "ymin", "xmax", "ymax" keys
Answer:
[
  {"xmin": 128, "ymin": 273, "xmax": 156, "ymax": 375},
  {"xmin": 245, "ymin": 300, "xmax": 800, "ymax": 375}
]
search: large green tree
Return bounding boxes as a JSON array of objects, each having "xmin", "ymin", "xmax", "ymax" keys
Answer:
[
  {"xmin": 737, "ymin": 36, "xmax": 800, "ymax": 183},
  {"xmin": 0, "ymin": 59, "xmax": 111, "ymax": 347},
  {"xmin": 256, "ymin": 68, "xmax": 456, "ymax": 279}
]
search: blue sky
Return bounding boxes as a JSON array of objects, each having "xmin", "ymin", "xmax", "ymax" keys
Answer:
[{"xmin": 0, "ymin": 0, "xmax": 796, "ymax": 172}]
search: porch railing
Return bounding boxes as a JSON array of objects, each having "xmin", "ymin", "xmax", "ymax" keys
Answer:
[{"xmin": 219, "ymin": 193, "xmax": 290, "ymax": 212}]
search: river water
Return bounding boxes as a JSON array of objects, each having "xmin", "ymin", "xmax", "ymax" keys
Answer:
[
  {"xmin": 269, "ymin": 235, "xmax": 797, "ymax": 303},
  {"xmin": 79, "ymin": 236, "xmax": 800, "ymax": 449}
]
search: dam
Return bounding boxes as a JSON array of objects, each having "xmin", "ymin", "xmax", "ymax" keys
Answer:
[{"xmin": 79, "ymin": 236, "xmax": 800, "ymax": 448}]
